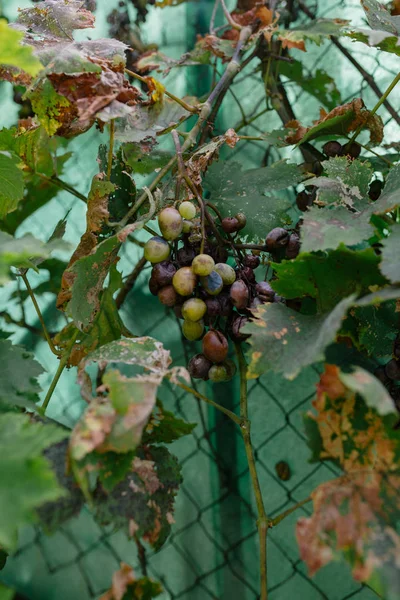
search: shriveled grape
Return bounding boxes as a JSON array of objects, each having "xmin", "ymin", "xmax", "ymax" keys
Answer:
[
  {"xmin": 158, "ymin": 285, "xmax": 177, "ymax": 307},
  {"xmin": 265, "ymin": 228, "xmax": 289, "ymax": 251},
  {"xmin": 188, "ymin": 354, "xmax": 212, "ymax": 379},
  {"xmin": 203, "ymin": 330, "xmax": 229, "ymax": 363},
  {"xmin": 244, "ymin": 254, "xmax": 260, "ymax": 269},
  {"xmin": 221, "ymin": 216, "xmax": 240, "ymax": 234},
  {"xmin": 230, "ymin": 280, "xmax": 249, "ymax": 309},
  {"xmin": 152, "ymin": 261, "xmax": 176, "ymax": 287}
]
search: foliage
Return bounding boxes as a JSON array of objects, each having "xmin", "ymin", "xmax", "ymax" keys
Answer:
[{"xmin": 0, "ymin": 0, "xmax": 399, "ymax": 597}]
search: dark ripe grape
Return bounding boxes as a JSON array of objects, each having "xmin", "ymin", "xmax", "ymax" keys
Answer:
[
  {"xmin": 172, "ymin": 267, "xmax": 197, "ymax": 296},
  {"xmin": 218, "ymin": 293, "xmax": 232, "ymax": 317},
  {"xmin": 296, "ymin": 190, "xmax": 313, "ymax": 212},
  {"xmin": 265, "ymin": 227, "xmax": 289, "ymax": 251},
  {"xmin": 151, "ymin": 261, "xmax": 176, "ymax": 287},
  {"xmin": 369, "ymin": 179, "xmax": 383, "ymax": 201},
  {"xmin": 210, "ymin": 245, "xmax": 229, "ymax": 264},
  {"xmin": 322, "ymin": 140, "xmax": 342, "ymax": 157},
  {"xmin": 244, "ymin": 254, "xmax": 260, "ymax": 269},
  {"xmin": 209, "ymin": 364, "xmax": 228, "ymax": 382},
  {"xmin": 144, "ymin": 236, "xmax": 170, "ymax": 263},
  {"xmin": 286, "ymin": 233, "xmax": 301, "ymax": 259},
  {"xmin": 203, "ymin": 330, "xmax": 229, "ymax": 363},
  {"xmin": 374, "ymin": 365, "xmax": 389, "ymax": 386},
  {"xmin": 343, "ymin": 141, "xmax": 361, "ymax": 159},
  {"xmin": 182, "ymin": 319, "xmax": 204, "ymax": 341},
  {"xmin": 188, "ymin": 354, "xmax": 212, "ymax": 380},
  {"xmin": 256, "ymin": 281, "xmax": 275, "ymax": 302},
  {"xmin": 158, "ymin": 207, "xmax": 183, "ymax": 241},
  {"xmin": 158, "ymin": 285, "xmax": 177, "ymax": 307},
  {"xmin": 394, "ymin": 333, "xmax": 400, "ymax": 359},
  {"xmin": 177, "ymin": 246, "xmax": 196, "ymax": 267},
  {"xmin": 149, "ymin": 276, "xmax": 160, "ymax": 296},
  {"xmin": 221, "ymin": 216, "xmax": 240, "ymax": 234},
  {"xmin": 200, "ymin": 271, "xmax": 223, "ymax": 295},
  {"xmin": 214, "ymin": 263, "xmax": 236, "ymax": 285},
  {"xmin": 385, "ymin": 359, "xmax": 400, "ymax": 381},
  {"xmin": 205, "ymin": 297, "xmax": 220, "ymax": 317},
  {"xmin": 230, "ymin": 280, "xmax": 249, "ymax": 309},
  {"xmin": 223, "ymin": 358, "xmax": 237, "ymax": 379},
  {"xmin": 312, "ymin": 161, "xmax": 323, "ymax": 176},
  {"xmin": 235, "ymin": 212, "xmax": 247, "ymax": 230},
  {"xmin": 230, "ymin": 315, "xmax": 250, "ymax": 341},
  {"xmin": 192, "ymin": 253, "xmax": 215, "ymax": 276},
  {"xmin": 237, "ymin": 266, "xmax": 256, "ymax": 283}
]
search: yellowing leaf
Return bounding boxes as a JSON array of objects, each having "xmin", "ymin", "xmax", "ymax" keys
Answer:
[{"xmin": 0, "ymin": 19, "xmax": 42, "ymax": 78}]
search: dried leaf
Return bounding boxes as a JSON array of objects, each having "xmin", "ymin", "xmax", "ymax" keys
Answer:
[{"xmin": 99, "ymin": 563, "xmax": 162, "ymax": 600}]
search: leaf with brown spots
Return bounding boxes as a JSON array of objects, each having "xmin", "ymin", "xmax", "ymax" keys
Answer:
[
  {"xmin": 99, "ymin": 563, "xmax": 162, "ymax": 600},
  {"xmin": 298, "ymin": 365, "xmax": 400, "ymax": 597},
  {"xmin": 277, "ymin": 19, "xmax": 348, "ymax": 52}
]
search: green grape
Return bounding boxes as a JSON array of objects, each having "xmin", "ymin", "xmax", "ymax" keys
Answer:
[
  {"xmin": 179, "ymin": 201, "xmax": 197, "ymax": 220},
  {"xmin": 158, "ymin": 207, "xmax": 183, "ymax": 240},
  {"xmin": 209, "ymin": 364, "xmax": 228, "ymax": 382},
  {"xmin": 200, "ymin": 271, "xmax": 223, "ymax": 296},
  {"xmin": 182, "ymin": 319, "xmax": 204, "ymax": 341},
  {"xmin": 144, "ymin": 236, "xmax": 170, "ymax": 264},
  {"xmin": 172, "ymin": 267, "xmax": 197, "ymax": 296},
  {"xmin": 192, "ymin": 253, "xmax": 215, "ymax": 276},
  {"xmin": 182, "ymin": 219, "xmax": 194, "ymax": 234},
  {"xmin": 182, "ymin": 298, "xmax": 207, "ymax": 322},
  {"xmin": 214, "ymin": 263, "xmax": 236, "ymax": 285}
]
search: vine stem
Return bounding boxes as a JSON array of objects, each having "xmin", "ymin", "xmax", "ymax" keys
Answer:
[
  {"xmin": 36, "ymin": 173, "xmax": 87, "ymax": 203},
  {"xmin": 235, "ymin": 343, "xmax": 268, "ymax": 600},
  {"xmin": 348, "ymin": 72, "xmax": 400, "ymax": 145},
  {"xmin": 176, "ymin": 381, "xmax": 242, "ymax": 425},
  {"xmin": 270, "ymin": 497, "xmax": 311, "ymax": 527},
  {"xmin": 41, "ymin": 329, "xmax": 79, "ymax": 414},
  {"xmin": 19, "ymin": 271, "xmax": 61, "ymax": 357},
  {"xmin": 107, "ymin": 120, "xmax": 115, "ymax": 181}
]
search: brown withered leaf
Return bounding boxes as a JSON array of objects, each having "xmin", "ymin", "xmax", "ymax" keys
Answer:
[
  {"xmin": 222, "ymin": 4, "xmax": 275, "ymax": 41},
  {"xmin": 99, "ymin": 563, "xmax": 162, "ymax": 600},
  {"xmin": 186, "ymin": 130, "xmax": 240, "ymax": 188},
  {"xmin": 285, "ymin": 98, "xmax": 384, "ymax": 145}
]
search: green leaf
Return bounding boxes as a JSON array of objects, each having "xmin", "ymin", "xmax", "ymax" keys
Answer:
[
  {"xmin": 300, "ymin": 205, "xmax": 373, "ymax": 252},
  {"xmin": 297, "ymin": 109, "xmax": 358, "ymax": 145},
  {"xmin": 94, "ymin": 446, "xmax": 182, "ymax": 550},
  {"xmin": 372, "ymin": 162, "xmax": 400, "ymax": 214},
  {"xmin": 204, "ymin": 160, "xmax": 300, "ymax": 241},
  {"xmin": 0, "ymin": 413, "xmax": 67, "ymax": 551},
  {"xmin": 347, "ymin": 0, "xmax": 400, "ymax": 55},
  {"xmin": 0, "ymin": 152, "xmax": 24, "ymax": 219},
  {"xmin": 0, "ymin": 19, "xmax": 42, "ymax": 77},
  {"xmin": 0, "ymin": 340, "xmax": 44, "ymax": 410},
  {"xmin": 243, "ymin": 295, "xmax": 356, "ymax": 380},
  {"xmin": 380, "ymin": 224, "xmax": 400, "ymax": 283},
  {"xmin": 279, "ymin": 60, "xmax": 341, "ymax": 110},
  {"xmin": 27, "ymin": 79, "xmax": 72, "ymax": 137},
  {"xmin": 278, "ymin": 18, "xmax": 348, "ymax": 49},
  {"xmin": 272, "ymin": 245, "xmax": 387, "ymax": 312},
  {"xmin": 98, "ymin": 145, "xmax": 136, "ymax": 223},
  {"xmin": 122, "ymin": 143, "xmax": 172, "ymax": 175},
  {"xmin": 143, "ymin": 400, "xmax": 196, "ymax": 445},
  {"xmin": 339, "ymin": 367, "xmax": 396, "ymax": 416},
  {"xmin": 313, "ymin": 156, "xmax": 373, "ymax": 207},
  {"xmin": 0, "ymin": 582, "xmax": 15, "ymax": 600}
]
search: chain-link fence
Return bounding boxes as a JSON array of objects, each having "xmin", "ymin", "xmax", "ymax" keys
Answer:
[{"xmin": 0, "ymin": 0, "xmax": 399, "ymax": 598}]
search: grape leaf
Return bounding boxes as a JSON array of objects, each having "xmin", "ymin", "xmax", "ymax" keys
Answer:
[
  {"xmin": 271, "ymin": 245, "xmax": 387, "ymax": 312},
  {"xmin": 98, "ymin": 145, "xmax": 137, "ymax": 223},
  {"xmin": 0, "ymin": 340, "xmax": 44, "ymax": 410},
  {"xmin": 94, "ymin": 446, "xmax": 182, "ymax": 550},
  {"xmin": 0, "ymin": 413, "xmax": 67, "ymax": 551},
  {"xmin": 243, "ymin": 295, "xmax": 356, "ymax": 380},
  {"xmin": 300, "ymin": 205, "xmax": 374, "ymax": 252},
  {"xmin": 0, "ymin": 152, "xmax": 24, "ymax": 219},
  {"xmin": 313, "ymin": 156, "xmax": 373, "ymax": 207},
  {"xmin": 279, "ymin": 60, "xmax": 341, "ymax": 110},
  {"xmin": 340, "ymin": 366, "xmax": 396, "ymax": 416},
  {"xmin": 27, "ymin": 79, "xmax": 75, "ymax": 137},
  {"xmin": 121, "ymin": 143, "xmax": 172, "ymax": 175},
  {"xmin": 347, "ymin": 0, "xmax": 400, "ymax": 55},
  {"xmin": 0, "ymin": 19, "xmax": 42, "ymax": 78},
  {"xmin": 99, "ymin": 563, "xmax": 162, "ymax": 600},
  {"xmin": 380, "ymin": 224, "xmax": 400, "ymax": 283},
  {"xmin": 204, "ymin": 159, "xmax": 299, "ymax": 241},
  {"xmin": 298, "ymin": 365, "xmax": 400, "ymax": 597},
  {"xmin": 372, "ymin": 162, "xmax": 400, "ymax": 214},
  {"xmin": 278, "ymin": 19, "xmax": 348, "ymax": 52},
  {"xmin": 143, "ymin": 400, "xmax": 196, "ymax": 445}
]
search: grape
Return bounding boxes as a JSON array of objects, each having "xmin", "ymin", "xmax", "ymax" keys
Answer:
[
  {"xmin": 230, "ymin": 280, "xmax": 249, "ymax": 309},
  {"xmin": 188, "ymin": 354, "xmax": 212, "ymax": 379},
  {"xmin": 158, "ymin": 285, "xmax": 178, "ymax": 307},
  {"xmin": 237, "ymin": 266, "xmax": 255, "ymax": 283},
  {"xmin": 221, "ymin": 216, "xmax": 240, "ymax": 233},
  {"xmin": 235, "ymin": 212, "xmax": 247, "ymax": 230},
  {"xmin": 244, "ymin": 255, "xmax": 260, "ymax": 269},
  {"xmin": 205, "ymin": 297, "xmax": 220, "ymax": 317},
  {"xmin": 182, "ymin": 298, "xmax": 207, "ymax": 321},
  {"xmin": 182, "ymin": 319, "xmax": 204, "ymax": 341},
  {"xmin": 323, "ymin": 141, "xmax": 342, "ymax": 157},
  {"xmin": 172, "ymin": 267, "xmax": 197, "ymax": 296},
  {"xmin": 179, "ymin": 201, "xmax": 197, "ymax": 220},
  {"xmin": 177, "ymin": 246, "xmax": 196, "ymax": 266},
  {"xmin": 343, "ymin": 141, "xmax": 361, "ymax": 159},
  {"xmin": 223, "ymin": 358, "xmax": 237, "ymax": 379},
  {"xmin": 200, "ymin": 271, "xmax": 223, "ymax": 296},
  {"xmin": 144, "ymin": 236, "xmax": 170, "ymax": 263},
  {"xmin": 250, "ymin": 296, "xmax": 263, "ymax": 310},
  {"xmin": 230, "ymin": 315, "xmax": 250, "ymax": 341},
  {"xmin": 256, "ymin": 281, "xmax": 275, "ymax": 302},
  {"xmin": 182, "ymin": 219, "xmax": 194, "ymax": 233},
  {"xmin": 218, "ymin": 293, "xmax": 232, "ymax": 317},
  {"xmin": 210, "ymin": 245, "xmax": 229, "ymax": 264},
  {"xmin": 265, "ymin": 228, "xmax": 289, "ymax": 251},
  {"xmin": 158, "ymin": 207, "xmax": 183, "ymax": 240},
  {"xmin": 369, "ymin": 179, "xmax": 383, "ymax": 201},
  {"xmin": 385, "ymin": 359, "xmax": 400, "ymax": 381},
  {"xmin": 203, "ymin": 330, "xmax": 228, "ymax": 363},
  {"xmin": 152, "ymin": 261, "xmax": 176, "ymax": 287},
  {"xmin": 209, "ymin": 364, "xmax": 228, "ymax": 382},
  {"xmin": 192, "ymin": 253, "xmax": 215, "ymax": 276},
  {"xmin": 149, "ymin": 276, "xmax": 160, "ymax": 296},
  {"xmin": 296, "ymin": 190, "xmax": 313, "ymax": 212},
  {"xmin": 285, "ymin": 233, "xmax": 300, "ymax": 259},
  {"xmin": 312, "ymin": 161, "xmax": 323, "ymax": 176},
  {"xmin": 214, "ymin": 263, "xmax": 236, "ymax": 285}
]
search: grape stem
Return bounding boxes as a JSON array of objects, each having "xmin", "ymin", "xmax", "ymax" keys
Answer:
[
  {"xmin": 235, "ymin": 342, "xmax": 269, "ymax": 600},
  {"xmin": 41, "ymin": 329, "xmax": 80, "ymax": 414},
  {"xmin": 176, "ymin": 381, "xmax": 242, "ymax": 425},
  {"xmin": 269, "ymin": 497, "xmax": 311, "ymax": 527}
]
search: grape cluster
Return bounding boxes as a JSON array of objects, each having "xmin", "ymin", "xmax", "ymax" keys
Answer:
[{"xmin": 144, "ymin": 203, "xmax": 295, "ymax": 382}]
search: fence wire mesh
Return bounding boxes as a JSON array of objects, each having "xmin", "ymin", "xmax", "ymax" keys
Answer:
[{"xmin": 0, "ymin": 0, "xmax": 399, "ymax": 598}]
